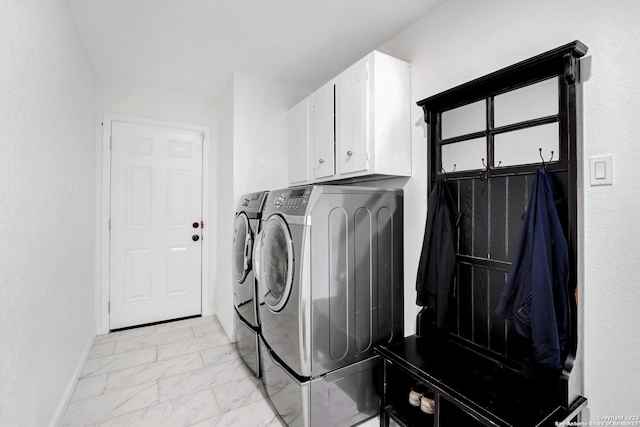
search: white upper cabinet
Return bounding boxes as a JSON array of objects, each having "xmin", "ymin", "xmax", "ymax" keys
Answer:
[
  {"xmin": 287, "ymin": 97, "xmax": 312, "ymax": 185},
  {"xmin": 287, "ymin": 51, "xmax": 411, "ymax": 185},
  {"xmin": 336, "ymin": 59, "xmax": 369, "ymax": 176},
  {"xmin": 313, "ymin": 81, "xmax": 336, "ymax": 180}
]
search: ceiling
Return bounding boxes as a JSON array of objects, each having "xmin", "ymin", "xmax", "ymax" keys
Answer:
[{"xmin": 66, "ymin": 0, "xmax": 444, "ymax": 98}]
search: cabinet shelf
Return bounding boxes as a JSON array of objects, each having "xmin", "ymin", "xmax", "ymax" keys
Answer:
[
  {"xmin": 382, "ymin": 363, "xmax": 436, "ymax": 426},
  {"xmin": 385, "ymin": 404, "xmax": 438, "ymax": 427}
]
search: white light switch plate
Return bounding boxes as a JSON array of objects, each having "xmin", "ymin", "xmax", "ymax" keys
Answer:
[{"xmin": 590, "ymin": 155, "xmax": 613, "ymax": 186}]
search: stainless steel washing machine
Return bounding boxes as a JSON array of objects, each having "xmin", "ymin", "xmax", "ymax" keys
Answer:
[
  {"xmin": 254, "ymin": 185, "xmax": 403, "ymax": 427},
  {"xmin": 232, "ymin": 191, "xmax": 268, "ymax": 377}
]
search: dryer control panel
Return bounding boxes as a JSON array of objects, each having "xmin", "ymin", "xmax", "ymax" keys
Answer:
[
  {"xmin": 243, "ymin": 192, "xmax": 266, "ymax": 209},
  {"xmin": 235, "ymin": 191, "xmax": 268, "ymax": 219}
]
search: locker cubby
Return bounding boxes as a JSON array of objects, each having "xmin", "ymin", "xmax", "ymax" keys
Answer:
[{"xmin": 383, "ymin": 362, "xmax": 435, "ymax": 427}]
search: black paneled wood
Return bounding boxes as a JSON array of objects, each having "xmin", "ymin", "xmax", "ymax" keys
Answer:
[
  {"xmin": 443, "ymin": 167, "xmax": 565, "ymax": 362},
  {"xmin": 472, "ymin": 180, "xmax": 489, "ymax": 259},
  {"xmin": 489, "ymin": 177, "xmax": 507, "ymax": 261},
  {"xmin": 448, "ymin": 266, "xmax": 460, "ymax": 336},
  {"xmin": 551, "ymin": 172, "xmax": 570, "ymax": 237},
  {"xmin": 472, "ymin": 266, "xmax": 489, "ymax": 347},
  {"xmin": 457, "ymin": 263, "xmax": 473, "ymax": 341},
  {"xmin": 505, "ymin": 175, "xmax": 529, "ymax": 260}
]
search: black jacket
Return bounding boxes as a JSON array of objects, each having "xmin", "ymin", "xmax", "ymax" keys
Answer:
[{"xmin": 416, "ymin": 179, "xmax": 456, "ymax": 329}]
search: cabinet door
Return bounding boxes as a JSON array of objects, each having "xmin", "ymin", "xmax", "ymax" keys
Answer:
[
  {"xmin": 313, "ymin": 82, "xmax": 335, "ymax": 179},
  {"xmin": 287, "ymin": 98, "xmax": 311, "ymax": 185},
  {"xmin": 337, "ymin": 59, "xmax": 370, "ymax": 175}
]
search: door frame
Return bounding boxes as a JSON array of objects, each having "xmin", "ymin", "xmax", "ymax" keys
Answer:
[{"xmin": 99, "ymin": 113, "xmax": 211, "ymax": 334}]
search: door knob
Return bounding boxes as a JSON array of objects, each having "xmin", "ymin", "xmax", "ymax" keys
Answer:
[
  {"xmin": 193, "ymin": 222, "xmax": 199, "ymax": 228},
  {"xmin": 192, "ymin": 235, "xmax": 200, "ymax": 241}
]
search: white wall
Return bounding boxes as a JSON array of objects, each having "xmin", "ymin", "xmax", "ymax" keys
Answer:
[
  {"xmin": 216, "ymin": 74, "xmax": 310, "ymax": 337},
  {"xmin": 0, "ymin": 1, "xmax": 97, "ymax": 425},
  {"xmin": 377, "ymin": 0, "xmax": 640, "ymax": 417},
  {"xmin": 94, "ymin": 78, "xmax": 218, "ymax": 332},
  {"xmin": 216, "ymin": 78, "xmax": 236, "ymax": 336},
  {"xmin": 232, "ymin": 74, "xmax": 311, "ymax": 195}
]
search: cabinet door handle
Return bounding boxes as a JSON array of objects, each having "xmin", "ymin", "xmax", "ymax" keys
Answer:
[
  {"xmin": 347, "ymin": 151, "xmax": 353, "ymax": 156},
  {"xmin": 318, "ymin": 158, "xmax": 324, "ymax": 163}
]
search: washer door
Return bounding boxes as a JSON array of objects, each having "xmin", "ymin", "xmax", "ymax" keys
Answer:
[
  {"xmin": 232, "ymin": 213, "xmax": 252, "ymax": 284},
  {"xmin": 258, "ymin": 215, "xmax": 294, "ymax": 313}
]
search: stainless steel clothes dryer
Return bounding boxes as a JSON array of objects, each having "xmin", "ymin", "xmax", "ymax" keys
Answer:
[
  {"xmin": 254, "ymin": 185, "xmax": 403, "ymax": 427},
  {"xmin": 232, "ymin": 191, "xmax": 267, "ymax": 377}
]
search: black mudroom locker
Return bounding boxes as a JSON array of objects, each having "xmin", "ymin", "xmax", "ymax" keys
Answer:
[{"xmin": 377, "ymin": 41, "xmax": 589, "ymax": 427}]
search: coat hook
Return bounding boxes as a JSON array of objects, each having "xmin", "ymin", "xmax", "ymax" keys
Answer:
[
  {"xmin": 480, "ymin": 158, "xmax": 491, "ymax": 181},
  {"xmin": 539, "ymin": 148, "xmax": 554, "ymax": 171},
  {"xmin": 440, "ymin": 162, "xmax": 456, "ymax": 179}
]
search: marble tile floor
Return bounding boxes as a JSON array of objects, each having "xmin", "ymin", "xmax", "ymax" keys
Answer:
[{"xmin": 60, "ymin": 315, "xmax": 285, "ymax": 427}]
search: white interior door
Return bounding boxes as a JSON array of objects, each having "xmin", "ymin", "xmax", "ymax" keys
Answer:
[{"xmin": 110, "ymin": 121, "xmax": 203, "ymax": 329}]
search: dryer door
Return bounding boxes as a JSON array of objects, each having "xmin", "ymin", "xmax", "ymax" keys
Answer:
[
  {"xmin": 232, "ymin": 212, "xmax": 252, "ymax": 284},
  {"xmin": 233, "ymin": 213, "xmax": 257, "ymax": 325},
  {"xmin": 258, "ymin": 215, "xmax": 294, "ymax": 313}
]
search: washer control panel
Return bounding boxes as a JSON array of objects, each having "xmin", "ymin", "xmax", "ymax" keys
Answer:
[{"xmin": 272, "ymin": 188, "xmax": 311, "ymax": 213}]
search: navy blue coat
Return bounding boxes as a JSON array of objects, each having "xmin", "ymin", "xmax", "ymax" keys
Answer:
[{"xmin": 495, "ymin": 169, "xmax": 570, "ymax": 376}]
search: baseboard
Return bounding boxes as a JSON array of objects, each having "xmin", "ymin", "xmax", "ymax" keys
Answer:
[
  {"xmin": 48, "ymin": 332, "xmax": 96, "ymax": 427},
  {"xmin": 203, "ymin": 305, "xmax": 216, "ymax": 318},
  {"xmin": 96, "ymin": 324, "xmax": 109, "ymax": 335},
  {"xmin": 217, "ymin": 311, "xmax": 235, "ymax": 342}
]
